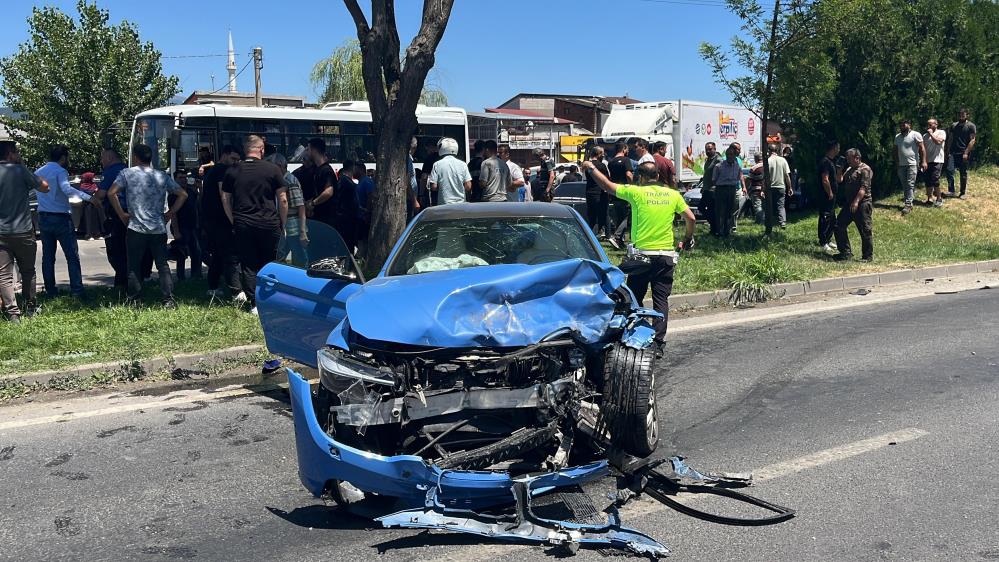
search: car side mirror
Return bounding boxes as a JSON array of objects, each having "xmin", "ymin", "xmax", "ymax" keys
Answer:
[{"xmin": 306, "ymin": 256, "xmax": 361, "ymax": 283}]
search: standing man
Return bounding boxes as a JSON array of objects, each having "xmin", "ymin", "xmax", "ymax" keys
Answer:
[
  {"xmin": 93, "ymin": 148, "xmax": 128, "ymax": 290},
  {"xmin": 107, "ymin": 144, "xmax": 187, "ymax": 308},
  {"xmin": 170, "ymin": 169, "xmax": 202, "ymax": 281},
  {"xmin": 35, "ymin": 145, "xmax": 93, "ymax": 298},
  {"xmin": 304, "ymin": 138, "xmax": 337, "ymax": 227},
  {"xmin": 478, "ymin": 140, "xmax": 512, "ymax": 203},
  {"xmin": 560, "ymin": 165, "xmax": 582, "ymax": 183},
  {"xmin": 201, "ymin": 145, "xmax": 242, "ymax": 299},
  {"xmin": 634, "ymin": 139, "xmax": 655, "ymax": 166},
  {"xmin": 497, "ymin": 144, "xmax": 526, "ymax": 202},
  {"xmin": 833, "ymin": 149, "xmax": 874, "ymax": 262},
  {"xmin": 607, "ymin": 142, "xmax": 634, "ymax": 249},
  {"xmin": 652, "ymin": 141, "xmax": 676, "ymax": 188},
  {"xmin": 700, "ymin": 142, "xmax": 722, "ymax": 236},
  {"xmin": 712, "ymin": 145, "xmax": 745, "ymax": 237},
  {"xmin": 748, "ymin": 153, "xmax": 766, "ymax": 224},
  {"xmin": 583, "ymin": 146, "xmax": 610, "ymax": 235},
  {"xmin": 946, "ymin": 108, "xmax": 977, "ymax": 198},
  {"xmin": 923, "ymin": 118, "xmax": 946, "ymax": 207},
  {"xmin": 221, "ymin": 135, "xmax": 288, "ymax": 314},
  {"xmin": 582, "ymin": 160, "xmax": 696, "ymax": 353},
  {"xmin": 531, "ymin": 148, "xmax": 555, "ymax": 202},
  {"xmin": 0, "ymin": 141, "xmax": 48, "ymax": 322},
  {"xmin": 818, "ymin": 140, "xmax": 841, "ymax": 252},
  {"xmin": 428, "ymin": 137, "xmax": 472, "ymax": 205},
  {"xmin": 268, "ymin": 153, "xmax": 309, "ymax": 266},
  {"xmin": 764, "ymin": 144, "xmax": 793, "ymax": 235},
  {"xmin": 467, "ymin": 140, "xmax": 485, "ymax": 203},
  {"xmin": 893, "ymin": 119, "xmax": 926, "ymax": 215},
  {"xmin": 334, "ymin": 161, "xmax": 361, "ymax": 253}
]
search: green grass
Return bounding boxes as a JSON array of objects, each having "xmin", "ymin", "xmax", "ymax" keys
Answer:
[
  {"xmin": 602, "ymin": 166, "xmax": 999, "ymax": 296},
  {"xmin": 0, "ymin": 278, "xmax": 262, "ymax": 376}
]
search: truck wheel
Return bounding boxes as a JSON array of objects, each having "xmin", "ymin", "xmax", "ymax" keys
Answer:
[{"xmin": 601, "ymin": 344, "xmax": 659, "ymax": 457}]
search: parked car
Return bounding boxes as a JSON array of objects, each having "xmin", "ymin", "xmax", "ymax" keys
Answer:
[
  {"xmin": 550, "ymin": 180, "xmax": 587, "ymax": 217},
  {"xmin": 681, "ymin": 178, "xmax": 751, "ymax": 221},
  {"xmin": 255, "ymin": 203, "xmax": 667, "ymax": 554}
]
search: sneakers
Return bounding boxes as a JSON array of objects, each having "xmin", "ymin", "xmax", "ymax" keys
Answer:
[
  {"xmin": 933, "ymin": 199, "xmax": 944, "ymax": 208},
  {"xmin": 8, "ymin": 314, "xmax": 21, "ymax": 325},
  {"xmin": 162, "ymin": 298, "xmax": 177, "ymax": 310},
  {"xmin": 833, "ymin": 252, "xmax": 853, "ymax": 262},
  {"xmin": 250, "ymin": 306, "xmax": 259, "ymax": 316},
  {"xmin": 822, "ymin": 242, "xmax": 838, "ymax": 253},
  {"xmin": 233, "ymin": 291, "xmax": 248, "ymax": 304},
  {"xmin": 608, "ymin": 236, "xmax": 622, "ymax": 250},
  {"xmin": 901, "ymin": 205, "xmax": 912, "ymax": 216},
  {"xmin": 24, "ymin": 302, "xmax": 39, "ymax": 318}
]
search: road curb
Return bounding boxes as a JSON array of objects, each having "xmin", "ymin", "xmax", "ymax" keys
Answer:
[
  {"xmin": 665, "ymin": 259, "xmax": 999, "ymax": 310},
  {"xmin": 2, "ymin": 344, "xmax": 266, "ymax": 387}
]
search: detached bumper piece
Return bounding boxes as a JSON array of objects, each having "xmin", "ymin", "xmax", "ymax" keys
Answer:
[{"xmin": 378, "ymin": 475, "xmax": 670, "ymax": 558}]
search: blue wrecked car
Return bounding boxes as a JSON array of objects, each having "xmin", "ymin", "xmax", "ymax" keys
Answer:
[{"xmin": 256, "ymin": 202, "xmax": 668, "ymax": 556}]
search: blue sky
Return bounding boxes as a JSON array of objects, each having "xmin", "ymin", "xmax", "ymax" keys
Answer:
[{"xmin": 1, "ymin": 0, "xmax": 748, "ymax": 111}]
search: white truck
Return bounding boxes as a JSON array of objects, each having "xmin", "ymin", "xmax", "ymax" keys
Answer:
[{"xmin": 593, "ymin": 100, "xmax": 763, "ymax": 186}]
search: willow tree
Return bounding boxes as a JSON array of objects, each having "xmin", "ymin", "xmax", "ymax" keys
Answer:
[
  {"xmin": 311, "ymin": 39, "xmax": 449, "ymax": 107},
  {"xmin": 344, "ymin": 0, "xmax": 456, "ymax": 269}
]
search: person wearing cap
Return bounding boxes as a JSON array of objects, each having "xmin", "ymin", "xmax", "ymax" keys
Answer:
[
  {"xmin": 428, "ymin": 137, "xmax": 472, "ymax": 205},
  {"xmin": 581, "ymin": 159, "xmax": 696, "ymax": 352}
]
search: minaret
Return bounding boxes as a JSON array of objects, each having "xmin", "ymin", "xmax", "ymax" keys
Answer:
[{"xmin": 226, "ymin": 30, "xmax": 237, "ymax": 93}]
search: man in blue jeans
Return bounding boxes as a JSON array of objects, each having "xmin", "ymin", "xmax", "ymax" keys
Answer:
[{"xmin": 34, "ymin": 145, "xmax": 94, "ymax": 298}]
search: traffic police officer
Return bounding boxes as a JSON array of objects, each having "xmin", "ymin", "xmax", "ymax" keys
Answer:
[{"xmin": 582, "ymin": 160, "xmax": 696, "ymax": 352}]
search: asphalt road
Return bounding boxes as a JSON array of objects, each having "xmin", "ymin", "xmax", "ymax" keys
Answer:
[
  {"xmin": 2, "ymin": 287, "xmax": 998, "ymax": 561},
  {"xmin": 31, "ymin": 238, "xmax": 117, "ymax": 289}
]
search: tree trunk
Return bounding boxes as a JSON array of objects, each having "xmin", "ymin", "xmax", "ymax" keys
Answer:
[
  {"xmin": 366, "ymin": 108, "xmax": 417, "ymax": 275},
  {"xmin": 761, "ymin": 0, "xmax": 782, "ymax": 217},
  {"xmin": 344, "ymin": 0, "xmax": 455, "ymax": 271}
]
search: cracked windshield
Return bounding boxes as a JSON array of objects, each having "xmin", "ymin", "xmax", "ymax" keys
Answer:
[{"xmin": 388, "ymin": 217, "xmax": 600, "ymax": 275}]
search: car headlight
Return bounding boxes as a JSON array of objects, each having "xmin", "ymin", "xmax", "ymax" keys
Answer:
[{"xmin": 317, "ymin": 348, "xmax": 394, "ymax": 386}]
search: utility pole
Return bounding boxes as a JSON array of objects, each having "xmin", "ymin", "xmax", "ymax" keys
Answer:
[{"xmin": 253, "ymin": 47, "xmax": 263, "ymax": 107}]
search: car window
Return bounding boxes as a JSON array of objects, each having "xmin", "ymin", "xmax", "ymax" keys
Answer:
[
  {"xmin": 554, "ymin": 181, "xmax": 586, "ymax": 199},
  {"xmin": 387, "ymin": 217, "xmax": 600, "ymax": 276},
  {"xmin": 277, "ymin": 219, "xmax": 355, "ymax": 270}
]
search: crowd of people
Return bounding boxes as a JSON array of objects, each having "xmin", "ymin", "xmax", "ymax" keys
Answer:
[{"xmin": 0, "ymin": 107, "xmax": 981, "ymax": 327}]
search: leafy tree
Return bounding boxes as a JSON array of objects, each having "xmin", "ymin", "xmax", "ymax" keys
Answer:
[
  {"xmin": 0, "ymin": 1, "xmax": 178, "ymax": 170},
  {"xmin": 344, "ymin": 0, "xmax": 456, "ymax": 270},
  {"xmin": 311, "ymin": 38, "xmax": 449, "ymax": 107}
]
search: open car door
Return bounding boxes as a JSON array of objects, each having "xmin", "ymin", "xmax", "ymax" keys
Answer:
[{"xmin": 256, "ymin": 220, "xmax": 366, "ymax": 367}]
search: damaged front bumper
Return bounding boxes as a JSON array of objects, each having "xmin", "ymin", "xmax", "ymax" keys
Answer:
[
  {"xmin": 287, "ymin": 368, "xmax": 607, "ymax": 509},
  {"xmin": 286, "ymin": 367, "xmax": 670, "ymax": 556}
]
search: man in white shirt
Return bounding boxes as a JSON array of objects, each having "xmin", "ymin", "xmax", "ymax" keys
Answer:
[
  {"xmin": 893, "ymin": 119, "xmax": 926, "ymax": 215},
  {"xmin": 922, "ymin": 118, "xmax": 946, "ymax": 207},
  {"xmin": 428, "ymin": 137, "xmax": 472, "ymax": 205},
  {"xmin": 635, "ymin": 139, "xmax": 655, "ymax": 165}
]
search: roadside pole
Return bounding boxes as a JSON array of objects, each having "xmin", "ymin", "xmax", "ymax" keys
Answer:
[{"xmin": 253, "ymin": 47, "xmax": 263, "ymax": 107}]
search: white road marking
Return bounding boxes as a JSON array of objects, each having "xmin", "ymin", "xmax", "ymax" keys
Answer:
[
  {"xmin": 0, "ymin": 386, "xmax": 273, "ymax": 431},
  {"xmin": 620, "ymin": 427, "xmax": 929, "ymax": 519}
]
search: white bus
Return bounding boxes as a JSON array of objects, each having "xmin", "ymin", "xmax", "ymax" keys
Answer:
[{"xmin": 126, "ymin": 101, "xmax": 469, "ymax": 174}]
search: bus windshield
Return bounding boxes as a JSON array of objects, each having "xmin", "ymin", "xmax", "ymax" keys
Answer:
[{"xmin": 131, "ymin": 117, "xmax": 173, "ymax": 170}]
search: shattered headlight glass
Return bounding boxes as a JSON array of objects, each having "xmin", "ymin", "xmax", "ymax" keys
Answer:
[{"xmin": 317, "ymin": 348, "xmax": 394, "ymax": 386}]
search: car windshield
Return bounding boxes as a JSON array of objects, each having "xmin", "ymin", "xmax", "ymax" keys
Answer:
[{"xmin": 387, "ymin": 216, "xmax": 600, "ymax": 276}]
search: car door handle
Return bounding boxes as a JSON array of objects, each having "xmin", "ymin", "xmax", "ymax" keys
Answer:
[{"xmin": 261, "ymin": 273, "xmax": 277, "ymax": 287}]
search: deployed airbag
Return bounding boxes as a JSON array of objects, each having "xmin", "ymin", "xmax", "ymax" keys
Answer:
[{"xmin": 346, "ymin": 259, "xmax": 626, "ymax": 348}]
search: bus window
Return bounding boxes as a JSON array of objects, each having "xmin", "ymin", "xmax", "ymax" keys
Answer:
[{"xmin": 132, "ymin": 117, "xmax": 172, "ymax": 170}]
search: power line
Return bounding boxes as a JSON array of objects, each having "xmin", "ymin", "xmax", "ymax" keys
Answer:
[
  {"xmin": 161, "ymin": 53, "xmax": 229, "ymax": 59},
  {"xmin": 636, "ymin": 0, "xmax": 730, "ymax": 6},
  {"xmin": 201, "ymin": 57, "xmax": 253, "ymax": 96}
]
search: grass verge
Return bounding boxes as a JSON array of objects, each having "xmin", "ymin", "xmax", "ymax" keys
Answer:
[{"xmin": 0, "ymin": 277, "xmax": 262, "ymax": 376}]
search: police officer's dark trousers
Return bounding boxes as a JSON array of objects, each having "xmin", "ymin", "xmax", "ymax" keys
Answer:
[
  {"xmin": 625, "ymin": 256, "xmax": 676, "ymax": 344},
  {"xmin": 817, "ymin": 196, "xmax": 836, "ymax": 246}
]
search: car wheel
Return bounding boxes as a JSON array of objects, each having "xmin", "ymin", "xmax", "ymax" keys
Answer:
[{"xmin": 601, "ymin": 343, "xmax": 659, "ymax": 457}]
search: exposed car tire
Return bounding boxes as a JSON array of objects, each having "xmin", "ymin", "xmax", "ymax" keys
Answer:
[{"xmin": 601, "ymin": 344, "xmax": 659, "ymax": 457}]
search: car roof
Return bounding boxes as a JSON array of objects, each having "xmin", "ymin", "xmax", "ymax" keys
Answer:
[{"xmin": 418, "ymin": 202, "xmax": 579, "ymax": 221}]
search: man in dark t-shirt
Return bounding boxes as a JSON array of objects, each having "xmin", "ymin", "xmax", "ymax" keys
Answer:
[
  {"xmin": 945, "ymin": 108, "xmax": 977, "ymax": 197},
  {"xmin": 817, "ymin": 140, "xmax": 841, "ymax": 250},
  {"xmin": 201, "ymin": 145, "xmax": 241, "ymax": 297},
  {"xmin": 607, "ymin": 142, "xmax": 634, "ymax": 248},
  {"xmin": 584, "ymin": 147, "xmax": 610, "ymax": 235},
  {"xmin": 221, "ymin": 135, "xmax": 287, "ymax": 312},
  {"xmin": 302, "ymin": 138, "xmax": 337, "ymax": 225}
]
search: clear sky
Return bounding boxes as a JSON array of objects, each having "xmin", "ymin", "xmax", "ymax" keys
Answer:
[{"xmin": 0, "ymin": 0, "xmax": 748, "ymax": 111}]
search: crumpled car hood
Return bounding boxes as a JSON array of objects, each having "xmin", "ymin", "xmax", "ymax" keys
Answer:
[{"xmin": 344, "ymin": 259, "xmax": 626, "ymax": 348}]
